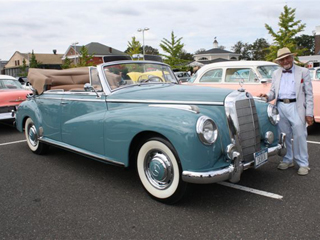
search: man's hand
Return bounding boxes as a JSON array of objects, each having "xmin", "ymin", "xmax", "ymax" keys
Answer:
[
  {"xmin": 258, "ymin": 93, "xmax": 267, "ymax": 98},
  {"xmin": 306, "ymin": 116, "xmax": 314, "ymax": 126}
]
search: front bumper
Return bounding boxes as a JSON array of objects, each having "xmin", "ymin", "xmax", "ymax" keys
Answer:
[{"xmin": 182, "ymin": 133, "xmax": 286, "ymax": 184}]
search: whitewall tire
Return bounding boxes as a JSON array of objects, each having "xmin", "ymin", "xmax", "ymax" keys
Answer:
[{"xmin": 137, "ymin": 137, "xmax": 187, "ymax": 204}]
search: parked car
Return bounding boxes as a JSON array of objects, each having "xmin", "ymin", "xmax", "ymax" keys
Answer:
[
  {"xmin": 15, "ymin": 60, "xmax": 286, "ymax": 204},
  {"xmin": 187, "ymin": 61, "xmax": 279, "ymax": 93},
  {"xmin": 309, "ymin": 67, "xmax": 320, "ymax": 81},
  {"xmin": 0, "ymin": 75, "xmax": 31, "ymax": 122},
  {"xmin": 186, "ymin": 61, "xmax": 320, "ymax": 123},
  {"xmin": 174, "ymin": 71, "xmax": 191, "ymax": 82}
]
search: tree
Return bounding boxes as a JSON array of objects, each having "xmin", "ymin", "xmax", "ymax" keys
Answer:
[
  {"xmin": 159, "ymin": 31, "xmax": 185, "ymax": 68},
  {"xmin": 295, "ymin": 34, "xmax": 315, "ymax": 55},
  {"xmin": 231, "ymin": 41, "xmax": 251, "ymax": 60},
  {"xmin": 178, "ymin": 50, "xmax": 194, "ymax": 61},
  {"xmin": 265, "ymin": 5, "xmax": 306, "ymax": 61},
  {"xmin": 126, "ymin": 37, "xmax": 142, "ymax": 56},
  {"xmin": 144, "ymin": 45, "xmax": 159, "ymax": 55},
  {"xmin": 195, "ymin": 48, "xmax": 206, "ymax": 54},
  {"xmin": 250, "ymin": 38, "xmax": 270, "ymax": 60},
  {"xmin": 61, "ymin": 56, "xmax": 72, "ymax": 69},
  {"xmin": 29, "ymin": 50, "xmax": 40, "ymax": 68},
  {"xmin": 19, "ymin": 58, "xmax": 28, "ymax": 77},
  {"xmin": 77, "ymin": 46, "xmax": 94, "ymax": 67}
]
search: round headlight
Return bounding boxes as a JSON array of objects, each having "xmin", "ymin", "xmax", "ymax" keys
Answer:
[
  {"xmin": 196, "ymin": 116, "xmax": 218, "ymax": 145},
  {"xmin": 267, "ymin": 104, "xmax": 280, "ymax": 125}
]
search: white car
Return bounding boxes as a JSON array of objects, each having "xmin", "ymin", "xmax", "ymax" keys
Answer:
[{"xmin": 309, "ymin": 67, "xmax": 320, "ymax": 81}]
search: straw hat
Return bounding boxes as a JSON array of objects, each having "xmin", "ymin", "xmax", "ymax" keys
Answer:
[{"xmin": 275, "ymin": 47, "xmax": 297, "ymax": 61}]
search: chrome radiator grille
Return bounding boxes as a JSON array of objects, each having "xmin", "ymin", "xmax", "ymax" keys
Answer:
[{"xmin": 235, "ymin": 98, "xmax": 261, "ymax": 162}]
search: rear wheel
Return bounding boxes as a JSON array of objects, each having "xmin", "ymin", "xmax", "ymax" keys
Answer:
[
  {"xmin": 25, "ymin": 118, "xmax": 48, "ymax": 154},
  {"xmin": 136, "ymin": 137, "xmax": 187, "ymax": 204}
]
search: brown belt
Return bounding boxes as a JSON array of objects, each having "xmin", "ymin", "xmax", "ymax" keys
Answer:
[{"xmin": 278, "ymin": 99, "xmax": 296, "ymax": 103}]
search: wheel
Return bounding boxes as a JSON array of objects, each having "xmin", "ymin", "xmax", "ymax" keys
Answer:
[
  {"xmin": 136, "ymin": 137, "xmax": 187, "ymax": 204},
  {"xmin": 25, "ymin": 118, "xmax": 48, "ymax": 154}
]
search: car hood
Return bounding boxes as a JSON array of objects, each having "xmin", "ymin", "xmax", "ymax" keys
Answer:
[
  {"xmin": 0, "ymin": 89, "xmax": 31, "ymax": 106},
  {"xmin": 107, "ymin": 84, "xmax": 233, "ymax": 104}
]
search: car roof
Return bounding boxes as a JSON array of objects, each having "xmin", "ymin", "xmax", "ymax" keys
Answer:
[
  {"xmin": 0, "ymin": 74, "xmax": 17, "ymax": 80},
  {"xmin": 196, "ymin": 60, "xmax": 278, "ymax": 75}
]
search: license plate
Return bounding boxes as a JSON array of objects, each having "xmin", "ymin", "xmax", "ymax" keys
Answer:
[{"xmin": 254, "ymin": 148, "xmax": 268, "ymax": 168}]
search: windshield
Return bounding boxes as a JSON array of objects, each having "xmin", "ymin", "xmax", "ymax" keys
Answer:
[
  {"xmin": 0, "ymin": 79, "xmax": 23, "ymax": 89},
  {"xmin": 257, "ymin": 65, "xmax": 279, "ymax": 79},
  {"xmin": 103, "ymin": 62, "xmax": 177, "ymax": 90}
]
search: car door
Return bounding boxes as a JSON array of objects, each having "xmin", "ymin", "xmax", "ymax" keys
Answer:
[
  {"xmin": 60, "ymin": 68, "xmax": 106, "ymax": 156},
  {"xmin": 36, "ymin": 91, "xmax": 63, "ymax": 141}
]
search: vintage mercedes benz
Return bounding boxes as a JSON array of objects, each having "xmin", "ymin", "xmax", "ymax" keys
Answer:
[{"xmin": 15, "ymin": 60, "xmax": 286, "ymax": 204}]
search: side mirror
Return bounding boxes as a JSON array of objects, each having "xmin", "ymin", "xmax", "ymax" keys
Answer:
[
  {"xmin": 260, "ymin": 78, "xmax": 268, "ymax": 83},
  {"xmin": 84, "ymin": 83, "xmax": 100, "ymax": 98}
]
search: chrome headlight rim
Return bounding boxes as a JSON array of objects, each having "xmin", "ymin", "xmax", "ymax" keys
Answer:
[
  {"xmin": 196, "ymin": 116, "xmax": 218, "ymax": 145},
  {"xmin": 267, "ymin": 104, "xmax": 280, "ymax": 125}
]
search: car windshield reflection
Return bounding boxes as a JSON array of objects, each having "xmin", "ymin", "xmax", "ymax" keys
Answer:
[{"xmin": 103, "ymin": 62, "xmax": 177, "ymax": 90}]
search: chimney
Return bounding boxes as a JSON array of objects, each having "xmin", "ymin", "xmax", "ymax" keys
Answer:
[
  {"xmin": 53, "ymin": 49, "xmax": 57, "ymax": 54},
  {"xmin": 315, "ymin": 26, "xmax": 320, "ymax": 55},
  {"xmin": 213, "ymin": 37, "xmax": 218, "ymax": 48}
]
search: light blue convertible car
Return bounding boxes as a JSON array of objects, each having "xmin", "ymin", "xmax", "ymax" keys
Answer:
[{"xmin": 15, "ymin": 60, "xmax": 286, "ymax": 204}]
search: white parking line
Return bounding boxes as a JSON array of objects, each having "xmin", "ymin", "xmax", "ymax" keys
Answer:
[
  {"xmin": 307, "ymin": 140, "xmax": 320, "ymax": 145},
  {"xmin": 0, "ymin": 140, "xmax": 26, "ymax": 146},
  {"xmin": 218, "ymin": 182, "xmax": 283, "ymax": 200}
]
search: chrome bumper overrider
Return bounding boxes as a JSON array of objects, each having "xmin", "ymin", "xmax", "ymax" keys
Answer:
[{"xmin": 182, "ymin": 133, "xmax": 286, "ymax": 184}]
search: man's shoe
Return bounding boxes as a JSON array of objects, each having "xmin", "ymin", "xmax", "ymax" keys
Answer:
[
  {"xmin": 298, "ymin": 166, "xmax": 310, "ymax": 176},
  {"xmin": 278, "ymin": 161, "xmax": 294, "ymax": 170}
]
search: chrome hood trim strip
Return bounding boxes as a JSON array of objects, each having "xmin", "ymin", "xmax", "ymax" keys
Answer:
[
  {"xmin": 107, "ymin": 99, "xmax": 224, "ymax": 105},
  {"xmin": 149, "ymin": 104, "xmax": 200, "ymax": 113}
]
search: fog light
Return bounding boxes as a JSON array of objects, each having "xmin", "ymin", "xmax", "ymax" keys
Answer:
[{"xmin": 264, "ymin": 131, "xmax": 274, "ymax": 145}]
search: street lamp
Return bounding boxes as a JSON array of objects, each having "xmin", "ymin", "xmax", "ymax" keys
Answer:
[
  {"xmin": 137, "ymin": 27, "xmax": 149, "ymax": 56},
  {"xmin": 72, "ymin": 42, "xmax": 79, "ymax": 65}
]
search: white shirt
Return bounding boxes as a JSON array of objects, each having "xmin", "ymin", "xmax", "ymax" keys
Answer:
[{"xmin": 278, "ymin": 65, "xmax": 296, "ymax": 99}]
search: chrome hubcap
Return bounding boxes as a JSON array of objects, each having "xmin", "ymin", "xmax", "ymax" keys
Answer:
[
  {"xmin": 28, "ymin": 125, "xmax": 38, "ymax": 147},
  {"xmin": 144, "ymin": 151, "xmax": 173, "ymax": 190}
]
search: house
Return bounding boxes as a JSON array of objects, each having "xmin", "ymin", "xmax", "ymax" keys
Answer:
[
  {"xmin": 4, "ymin": 51, "xmax": 63, "ymax": 77},
  {"xmin": 0, "ymin": 60, "xmax": 8, "ymax": 74},
  {"xmin": 62, "ymin": 42, "xmax": 129, "ymax": 65},
  {"xmin": 193, "ymin": 39, "xmax": 240, "ymax": 65}
]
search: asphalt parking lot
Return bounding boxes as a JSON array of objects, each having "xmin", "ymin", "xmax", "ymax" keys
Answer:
[{"xmin": 1, "ymin": 123, "xmax": 320, "ymax": 239}]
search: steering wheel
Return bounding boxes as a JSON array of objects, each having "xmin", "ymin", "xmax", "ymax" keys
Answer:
[{"xmin": 138, "ymin": 75, "xmax": 163, "ymax": 83}]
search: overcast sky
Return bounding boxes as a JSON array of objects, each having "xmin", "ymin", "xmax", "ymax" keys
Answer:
[{"xmin": 1, "ymin": 0, "xmax": 319, "ymax": 61}]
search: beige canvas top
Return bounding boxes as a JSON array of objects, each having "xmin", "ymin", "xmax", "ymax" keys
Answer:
[{"xmin": 28, "ymin": 67, "xmax": 90, "ymax": 94}]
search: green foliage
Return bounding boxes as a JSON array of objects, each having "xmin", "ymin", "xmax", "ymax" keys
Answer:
[
  {"xmin": 159, "ymin": 31, "xmax": 186, "ymax": 68},
  {"xmin": 265, "ymin": 5, "xmax": 306, "ymax": 61},
  {"xmin": 232, "ymin": 41, "xmax": 251, "ymax": 60},
  {"xmin": 144, "ymin": 45, "xmax": 159, "ymax": 55},
  {"xmin": 295, "ymin": 34, "xmax": 315, "ymax": 55},
  {"xmin": 77, "ymin": 46, "xmax": 94, "ymax": 67},
  {"xmin": 61, "ymin": 56, "xmax": 72, "ymax": 69},
  {"xmin": 126, "ymin": 37, "xmax": 142, "ymax": 56},
  {"xmin": 18, "ymin": 59, "xmax": 28, "ymax": 77},
  {"xmin": 251, "ymin": 38, "xmax": 270, "ymax": 60},
  {"xmin": 29, "ymin": 51, "xmax": 41, "ymax": 68}
]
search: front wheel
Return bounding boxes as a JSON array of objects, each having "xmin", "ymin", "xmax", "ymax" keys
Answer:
[
  {"xmin": 136, "ymin": 137, "xmax": 187, "ymax": 204},
  {"xmin": 25, "ymin": 118, "xmax": 48, "ymax": 154}
]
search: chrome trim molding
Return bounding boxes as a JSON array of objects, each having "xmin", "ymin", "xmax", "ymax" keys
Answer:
[
  {"xmin": 108, "ymin": 99, "xmax": 224, "ymax": 105},
  {"xmin": 182, "ymin": 135, "xmax": 286, "ymax": 184},
  {"xmin": 149, "ymin": 104, "xmax": 200, "ymax": 113},
  {"xmin": 39, "ymin": 138, "xmax": 125, "ymax": 167}
]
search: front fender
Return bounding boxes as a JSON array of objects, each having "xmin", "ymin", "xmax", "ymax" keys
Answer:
[
  {"xmin": 15, "ymin": 99, "xmax": 43, "ymax": 133},
  {"xmin": 103, "ymin": 104, "xmax": 227, "ymax": 170}
]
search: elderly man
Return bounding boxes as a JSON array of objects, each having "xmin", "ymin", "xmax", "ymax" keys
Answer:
[{"xmin": 259, "ymin": 47, "xmax": 314, "ymax": 175}]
